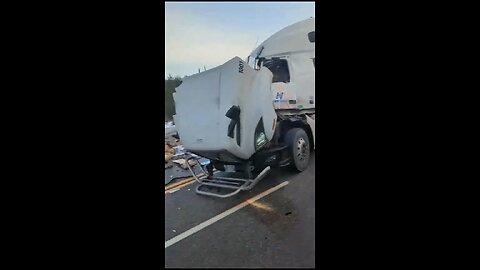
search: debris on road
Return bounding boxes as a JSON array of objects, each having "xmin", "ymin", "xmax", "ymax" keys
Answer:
[
  {"xmin": 173, "ymin": 145, "xmax": 185, "ymax": 155},
  {"xmin": 164, "ymin": 163, "xmax": 203, "ymax": 186},
  {"xmin": 198, "ymin": 158, "xmax": 210, "ymax": 166},
  {"xmin": 172, "ymin": 158, "xmax": 197, "ymax": 169},
  {"xmin": 164, "ymin": 121, "xmax": 210, "ymax": 186},
  {"xmin": 165, "ymin": 131, "xmax": 192, "ymax": 168},
  {"xmin": 165, "ymin": 142, "xmax": 175, "ymax": 162},
  {"xmin": 172, "ymin": 159, "xmax": 186, "ymax": 165},
  {"xmin": 165, "ymin": 121, "xmax": 177, "ymax": 137}
]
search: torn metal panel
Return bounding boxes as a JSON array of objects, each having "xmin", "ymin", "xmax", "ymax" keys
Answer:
[
  {"xmin": 174, "ymin": 56, "xmax": 276, "ymax": 161},
  {"xmin": 165, "ymin": 164, "xmax": 203, "ymax": 186}
]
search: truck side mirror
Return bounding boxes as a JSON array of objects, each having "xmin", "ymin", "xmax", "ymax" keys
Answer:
[{"xmin": 308, "ymin": 31, "xmax": 315, "ymax": 43}]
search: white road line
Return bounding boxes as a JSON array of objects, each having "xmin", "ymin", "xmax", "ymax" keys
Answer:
[
  {"xmin": 165, "ymin": 181, "xmax": 289, "ymax": 249},
  {"xmin": 167, "ymin": 188, "xmax": 180, "ymax": 194}
]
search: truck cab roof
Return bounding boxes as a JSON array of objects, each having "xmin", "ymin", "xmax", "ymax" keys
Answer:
[{"xmin": 249, "ymin": 17, "xmax": 315, "ymax": 59}]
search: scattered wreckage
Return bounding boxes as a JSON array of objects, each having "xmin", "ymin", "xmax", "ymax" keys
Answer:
[{"xmin": 164, "ymin": 122, "xmax": 210, "ymax": 186}]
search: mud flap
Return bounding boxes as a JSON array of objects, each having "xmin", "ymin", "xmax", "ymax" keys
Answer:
[{"xmin": 306, "ymin": 114, "xmax": 315, "ymax": 149}]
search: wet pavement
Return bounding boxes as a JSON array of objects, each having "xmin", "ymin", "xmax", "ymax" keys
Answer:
[{"xmin": 165, "ymin": 152, "xmax": 315, "ymax": 268}]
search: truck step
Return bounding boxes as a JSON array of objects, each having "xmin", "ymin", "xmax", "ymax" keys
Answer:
[
  {"xmin": 184, "ymin": 156, "xmax": 272, "ymax": 198},
  {"xmin": 195, "ymin": 166, "xmax": 271, "ymax": 198}
]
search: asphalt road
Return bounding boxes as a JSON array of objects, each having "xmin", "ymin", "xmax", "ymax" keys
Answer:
[{"xmin": 165, "ymin": 152, "xmax": 315, "ymax": 268}]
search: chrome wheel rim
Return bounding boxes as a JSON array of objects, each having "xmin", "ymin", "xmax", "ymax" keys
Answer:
[{"xmin": 296, "ymin": 137, "xmax": 309, "ymax": 162}]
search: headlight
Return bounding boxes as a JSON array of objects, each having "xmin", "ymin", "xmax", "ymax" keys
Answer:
[
  {"xmin": 254, "ymin": 118, "xmax": 267, "ymax": 150},
  {"xmin": 255, "ymin": 132, "xmax": 266, "ymax": 149}
]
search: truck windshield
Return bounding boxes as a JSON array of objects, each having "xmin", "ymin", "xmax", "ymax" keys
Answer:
[{"xmin": 262, "ymin": 58, "xmax": 290, "ymax": 83}]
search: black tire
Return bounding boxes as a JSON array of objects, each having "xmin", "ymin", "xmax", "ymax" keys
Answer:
[{"xmin": 285, "ymin": 128, "xmax": 310, "ymax": 172}]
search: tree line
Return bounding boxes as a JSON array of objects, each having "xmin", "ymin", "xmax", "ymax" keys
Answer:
[{"xmin": 165, "ymin": 74, "xmax": 182, "ymax": 122}]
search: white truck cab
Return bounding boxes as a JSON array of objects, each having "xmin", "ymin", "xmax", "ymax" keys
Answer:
[
  {"xmin": 173, "ymin": 18, "xmax": 315, "ymax": 198},
  {"xmin": 248, "ymin": 18, "xmax": 315, "ymax": 112}
]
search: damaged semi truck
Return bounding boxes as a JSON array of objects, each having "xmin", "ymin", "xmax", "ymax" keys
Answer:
[{"xmin": 173, "ymin": 18, "xmax": 315, "ymax": 198}]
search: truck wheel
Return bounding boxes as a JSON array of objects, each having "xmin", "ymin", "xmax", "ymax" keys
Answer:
[{"xmin": 285, "ymin": 128, "xmax": 310, "ymax": 172}]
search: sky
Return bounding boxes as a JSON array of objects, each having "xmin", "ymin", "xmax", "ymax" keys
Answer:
[{"xmin": 165, "ymin": 2, "xmax": 315, "ymax": 78}]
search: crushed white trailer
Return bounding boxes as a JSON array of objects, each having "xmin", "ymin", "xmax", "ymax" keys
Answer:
[{"xmin": 173, "ymin": 18, "xmax": 315, "ymax": 198}]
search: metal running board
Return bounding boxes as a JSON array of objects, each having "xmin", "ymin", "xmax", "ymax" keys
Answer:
[{"xmin": 185, "ymin": 156, "xmax": 271, "ymax": 198}]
